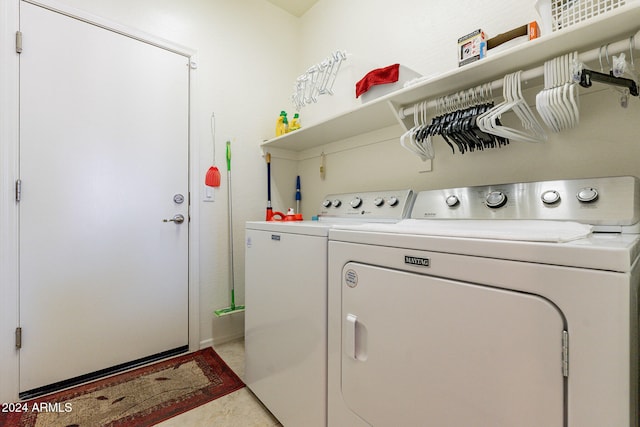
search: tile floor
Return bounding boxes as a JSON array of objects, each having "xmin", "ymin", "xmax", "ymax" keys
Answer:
[{"xmin": 157, "ymin": 339, "xmax": 282, "ymax": 427}]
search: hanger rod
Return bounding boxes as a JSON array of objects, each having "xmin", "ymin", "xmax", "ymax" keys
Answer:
[{"xmin": 399, "ymin": 29, "xmax": 640, "ymax": 118}]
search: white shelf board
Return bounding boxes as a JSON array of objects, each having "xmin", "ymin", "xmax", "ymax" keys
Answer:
[
  {"xmin": 262, "ymin": 98, "xmax": 397, "ymax": 151},
  {"xmin": 262, "ymin": 4, "xmax": 640, "ymax": 152}
]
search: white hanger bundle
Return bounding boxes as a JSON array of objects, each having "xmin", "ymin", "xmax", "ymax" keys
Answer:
[
  {"xmin": 477, "ymin": 71, "xmax": 547, "ymax": 143},
  {"xmin": 400, "ymin": 100, "xmax": 434, "ymax": 161},
  {"xmin": 292, "ymin": 50, "xmax": 348, "ymax": 110},
  {"xmin": 535, "ymin": 52, "xmax": 580, "ymax": 132}
]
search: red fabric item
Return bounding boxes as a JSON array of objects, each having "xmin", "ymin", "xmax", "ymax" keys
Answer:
[{"xmin": 355, "ymin": 63, "xmax": 400, "ymax": 98}]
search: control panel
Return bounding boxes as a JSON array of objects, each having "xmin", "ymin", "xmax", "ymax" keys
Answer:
[
  {"xmin": 319, "ymin": 189, "xmax": 414, "ymax": 221},
  {"xmin": 410, "ymin": 176, "xmax": 640, "ymax": 226}
]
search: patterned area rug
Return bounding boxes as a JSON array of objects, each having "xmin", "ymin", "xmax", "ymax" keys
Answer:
[{"xmin": 1, "ymin": 347, "xmax": 245, "ymax": 427}]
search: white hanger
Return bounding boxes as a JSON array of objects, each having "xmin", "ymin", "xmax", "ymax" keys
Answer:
[
  {"xmin": 416, "ymin": 101, "xmax": 435, "ymax": 159},
  {"xmin": 291, "ymin": 50, "xmax": 348, "ymax": 109},
  {"xmin": 400, "ymin": 101, "xmax": 433, "ymax": 161},
  {"xmin": 478, "ymin": 71, "xmax": 546, "ymax": 143},
  {"xmin": 536, "ymin": 52, "xmax": 580, "ymax": 132}
]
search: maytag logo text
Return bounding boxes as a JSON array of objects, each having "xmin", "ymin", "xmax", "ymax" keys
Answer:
[{"xmin": 404, "ymin": 256, "xmax": 430, "ymax": 267}]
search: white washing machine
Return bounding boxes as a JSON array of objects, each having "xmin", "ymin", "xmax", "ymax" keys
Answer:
[
  {"xmin": 327, "ymin": 176, "xmax": 639, "ymax": 427},
  {"xmin": 244, "ymin": 189, "xmax": 413, "ymax": 426}
]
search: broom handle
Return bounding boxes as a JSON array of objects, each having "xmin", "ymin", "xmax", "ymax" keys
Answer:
[
  {"xmin": 226, "ymin": 141, "xmax": 235, "ymax": 307},
  {"xmin": 266, "ymin": 152, "xmax": 272, "ymax": 208}
]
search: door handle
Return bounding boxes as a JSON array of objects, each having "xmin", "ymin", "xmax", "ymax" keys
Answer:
[{"xmin": 163, "ymin": 214, "xmax": 185, "ymax": 224}]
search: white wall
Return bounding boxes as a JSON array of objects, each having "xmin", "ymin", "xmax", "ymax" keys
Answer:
[{"xmin": 271, "ymin": 0, "xmax": 640, "ymax": 220}]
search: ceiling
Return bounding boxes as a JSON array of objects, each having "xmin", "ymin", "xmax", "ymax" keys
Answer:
[{"xmin": 266, "ymin": 0, "xmax": 319, "ymax": 17}]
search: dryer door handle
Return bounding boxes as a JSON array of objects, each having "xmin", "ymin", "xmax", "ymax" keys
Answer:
[
  {"xmin": 344, "ymin": 313, "xmax": 368, "ymax": 361},
  {"xmin": 344, "ymin": 314, "xmax": 358, "ymax": 360}
]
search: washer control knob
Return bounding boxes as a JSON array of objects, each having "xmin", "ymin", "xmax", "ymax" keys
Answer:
[
  {"xmin": 541, "ymin": 190, "xmax": 561, "ymax": 205},
  {"xmin": 373, "ymin": 197, "xmax": 385, "ymax": 207},
  {"xmin": 577, "ymin": 187, "xmax": 598, "ymax": 203},
  {"xmin": 485, "ymin": 191, "xmax": 507, "ymax": 208},
  {"xmin": 387, "ymin": 196, "xmax": 399, "ymax": 207},
  {"xmin": 350, "ymin": 197, "xmax": 363, "ymax": 209},
  {"xmin": 332, "ymin": 199, "xmax": 342, "ymax": 208},
  {"xmin": 322, "ymin": 199, "xmax": 332, "ymax": 208},
  {"xmin": 445, "ymin": 195, "xmax": 460, "ymax": 207}
]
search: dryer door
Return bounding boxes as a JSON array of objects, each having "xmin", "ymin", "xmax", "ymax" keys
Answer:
[{"xmin": 341, "ymin": 262, "xmax": 566, "ymax": 427}]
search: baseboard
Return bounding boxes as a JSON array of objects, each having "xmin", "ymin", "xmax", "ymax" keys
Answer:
[{"xmin": 200, "ymin": 332, "xmax": 244, "ymax": 349}]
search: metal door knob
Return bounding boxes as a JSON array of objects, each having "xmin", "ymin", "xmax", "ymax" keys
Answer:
[{"xmin": 163, "ymin": 214, "xmax": 185, "ymax": 224}]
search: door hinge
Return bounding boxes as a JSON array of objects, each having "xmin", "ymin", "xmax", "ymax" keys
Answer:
[
  {"xmin": 15, "ymin": 327, "xmax": 22, "ymax": 349},
  {"xmin": 562, "ymin": 330, "xmax": 569, "ymax": 377},
  {"xmin": 16, "ymin": 31, "xmax": 22, "ymax": 54},
  {"xmin": 15, "ymin": 179, "xmax": 22, "ymax": 202}
]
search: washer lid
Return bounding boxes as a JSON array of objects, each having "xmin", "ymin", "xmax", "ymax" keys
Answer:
[{"xmin": 245, "ymin": 220, "xmax": 331, "ymax": 236}]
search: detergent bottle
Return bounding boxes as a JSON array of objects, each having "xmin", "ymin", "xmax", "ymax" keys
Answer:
[
  {"xmin": 282, "ymin": 112, "xmax": 289, "ymax": 134},
  {"xmin": 289, "ymin": 113, "xmax": 301, "ymax": 131},
  {"xmin": 275, "ymin": 111, "xmax": 286, "ymax": 137}
]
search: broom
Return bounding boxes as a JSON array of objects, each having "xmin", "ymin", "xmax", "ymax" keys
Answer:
[{"xmin": 214, "ymin": 140, "xmax": 245, "ymax": 316}]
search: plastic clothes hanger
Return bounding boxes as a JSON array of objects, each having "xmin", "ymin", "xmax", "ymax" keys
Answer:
[
  {"xmin": 536, "ymin": 58, "xmax": 559, "ymax": 131},
  {"xmin": 611, "ymin": 38, "xmax": 639, "ymax": 107},
  {"xmin": 427, "ymin": 85, "xmax": 508, "ymax": 154},
  {"xmin": 512, "ymin": 71, "xmax": 548, "ymax": 140},
  {"xmin": 410, "ymin": 101, "xmax": 433, "ymax": 159},
  {"xmin": 478, "ymin": 71, "xmax": 546, "ymax": 143},
  {"xmin": 400, "ymin": 102, "xmax": 422, "ymax": 159},
  {"xmin": 414, "ymin": 101, "xmax": 434, "ymax": 159},
  {"xmin": 400, "ymin": 101, "xmax": 433, "ymax": 160},
  {"xmin": 578, "ymin": 44, "xmax": 639, "ymax": 106},
  {"xmin": 536, "ymin": 59, "xmax": 557, "ymax": 132},
  {"xmin": 325, "ymin": 51, "xmax": 346, "ymax": 95}
]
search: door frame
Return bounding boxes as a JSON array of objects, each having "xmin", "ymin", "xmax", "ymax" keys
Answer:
[{"xmin": 0, "ymin": 0, "xmax": 201, "ymax": 402}]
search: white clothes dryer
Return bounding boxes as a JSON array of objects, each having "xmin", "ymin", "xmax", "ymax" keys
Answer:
[
  {"xmin": 244, "ymin": 189, "xmax": 413, "ymax": 427},
  {"xmin": 327, "ymin": 176, "xmax": 639, "ymax": 427}
]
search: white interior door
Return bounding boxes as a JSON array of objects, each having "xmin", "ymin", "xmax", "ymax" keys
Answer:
[
  {"xmin": 341, "ymin": 262, "xmax": 566, "ymax": 427},
  {"xmin": 19, "ymin": 1, "xmax": 189, "ymax": 395}
]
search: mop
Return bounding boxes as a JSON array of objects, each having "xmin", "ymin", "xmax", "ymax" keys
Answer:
[{"xmin": 214, "ymin": 140, "xmax": 245, "ymax": 316}]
